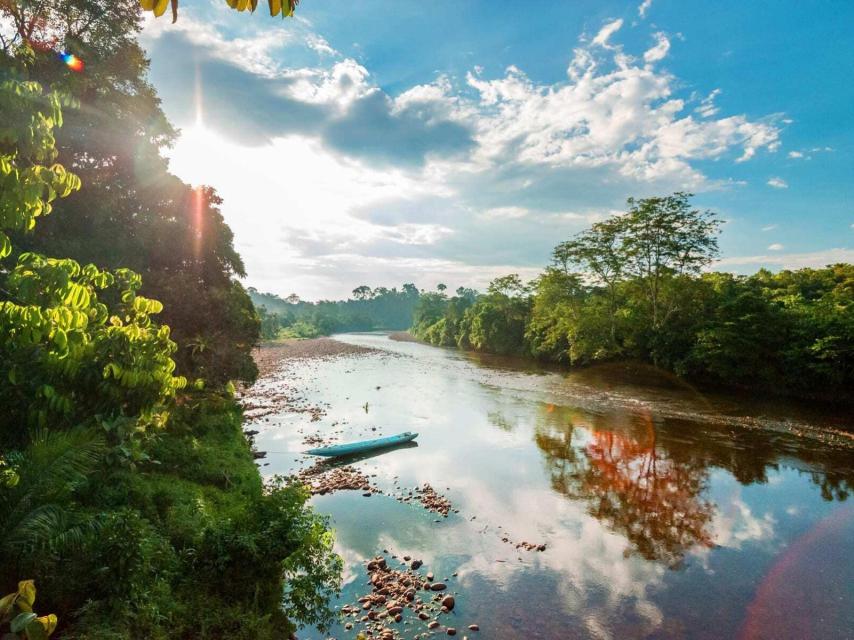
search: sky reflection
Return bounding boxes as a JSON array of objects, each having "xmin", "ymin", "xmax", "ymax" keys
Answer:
[{"xmin": 246, "ymin": 333, "xmax": 853, "ymax": 639}]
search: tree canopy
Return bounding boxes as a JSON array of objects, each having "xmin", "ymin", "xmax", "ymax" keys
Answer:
[{"xmin": 412, "ymin": 194, "xmax": 853, "ymax": 401}]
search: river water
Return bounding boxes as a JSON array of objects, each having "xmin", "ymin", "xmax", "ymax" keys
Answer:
[{"xmin": 247, "ymin": 332, "xmax": 854, "ymax": 640}]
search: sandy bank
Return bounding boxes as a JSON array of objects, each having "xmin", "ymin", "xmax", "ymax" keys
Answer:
[{"xmin": 252, "ymin": 337, "xmax": 380, "ymax": 378}]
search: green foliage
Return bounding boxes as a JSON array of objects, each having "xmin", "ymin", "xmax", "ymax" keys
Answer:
[
  {"xmin": 0, "ymin": 77, "xmax": 185, "ymax": 452},
  {"xmin": 5, "ymin": 3, "xmax": 260, "ymax": 387},
  {"xmin": 1, "ymin": 397, "xmax": 343, "ymax": 639},
  {"xmin": 0, "ymin": 10, "xmax": 341, "ymax": 638},
  {"xmin": 0, "ymin": 79, "xmax": 80, "ymax": 258},
  {"xmin": 679, "ymin": 266, "xmax": 854, "ymax": 395},
  {"xmin": 0, "ymin": 253, "xmax": 186, "ymax": 449},
  {"xmin": 413, "ymin": 277, "xmax": 530, "ymax": 356},
  {"xmin": 0, "ymin": 429, "xmax": 104, "ymax": 568},
  {"xmin": 280, "ymin": 320, "xmax": 322, "ymax": 339},
  {"xmin": 457, "ymin": 287, "xmax": 530, "ymax": 355},
  {"xmin": 526, "ymin": 268, "xmax": 593, "ymax": 363},
  {"xmin": 412, "ymin": 195, "xmax": 853, "ymax": 401}
]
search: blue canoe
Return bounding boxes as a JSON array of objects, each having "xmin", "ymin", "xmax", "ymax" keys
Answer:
[{"xmin": 305, "ymin": 431, "xmax": 418, "ymax": 457}]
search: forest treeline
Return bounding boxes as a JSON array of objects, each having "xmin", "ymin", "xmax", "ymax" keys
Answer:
[
  {"xmin": 250, "ymin": 284, "xmax": 421, "ymax": 339},
  {"xmin": 413, "ymin": 194, "xmax": 853, "ymax": 402},
  {"xmin": 1, "ymin": 3, "xmax": 339, "ymax": 639}
]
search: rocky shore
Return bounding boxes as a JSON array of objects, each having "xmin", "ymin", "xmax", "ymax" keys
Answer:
[
  {"xmin": 340, "ymin": 551, "xmax": 479, "ymax": 640},
  {"xmin": 242, "ymin": 337, "xmax": 549, "ymax": 638}
]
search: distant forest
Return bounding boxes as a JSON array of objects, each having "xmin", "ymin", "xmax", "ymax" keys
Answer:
[{"xmin": 249, "ymin": 284, "xmax": 422, "ymax": 338}]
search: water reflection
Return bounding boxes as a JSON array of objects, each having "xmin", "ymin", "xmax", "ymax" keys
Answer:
[
  {"xmin": 251, "ymin": 333, "xmax": 854, "ymax": 639},
  {"xmin": 535, "ymin": 410, "xmax": 714, "ymax": 565},
  {"xmin": 530, "ymin": 399, "xmax": 854, "ymax": 570}
]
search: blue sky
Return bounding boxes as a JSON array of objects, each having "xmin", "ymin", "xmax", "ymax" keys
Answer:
[{"xmin": 141, "ymin": 0, "xmax": 853, "ymax": 299}]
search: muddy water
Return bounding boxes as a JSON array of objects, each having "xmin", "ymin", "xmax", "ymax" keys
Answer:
[{"xmin": 246, "ymin": 332, "xmax": 854, "ymax": 640}]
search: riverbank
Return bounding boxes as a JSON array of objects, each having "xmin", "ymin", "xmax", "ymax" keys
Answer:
[{"xmin": 253, "ymin": 337, "xmax": 381, "ymax": 377}]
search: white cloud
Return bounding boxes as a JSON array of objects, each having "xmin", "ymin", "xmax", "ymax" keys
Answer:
[
  {"xmin": 786, "ymin": 146, "xmax": 832, "ymax": 160},
  {"xmin": 643, "ymin": 32, "xmax": 670, "ymax": 64},
  {"xmin": 767, "ymin": 243, "xmax": 784, "ymax": 251},
  {"xmin": 592, "ymin": 19, "xmax": 624, "ymax": 48},
  {"xmin": 696, "ymin": 89, "xmax": 721, "ymax": 118},
  {"xmin": 717, "ymin": 248, "xmax": 854, "ymax": 270},
  {"xmin": 481, "ymin": 206, "xmax": 530, "ymax": 220},
  {"xmin": 708, "ymin": 499, "xmax": 775, "ymax": 550},
  {"xmin": 459, "ymin": 38, "xmax": 781, "ymax": 184},
  {"xmin": 761, "ymin": 224, "xmax": 778, "ymax": 231},
  {"xmin": 306, "ymin": 33, "xmax": 337, "ymax": 55},
  {"xmin": 145, "ymin": 11, "xmax": 789, "ymax": 298},
  {"xmin": 638, "ymin": 0, "xmax": 654, "ymax": 18},
  {"xmin": 767, "ymin": 177, "xmax": 788, "ymax": 189}
]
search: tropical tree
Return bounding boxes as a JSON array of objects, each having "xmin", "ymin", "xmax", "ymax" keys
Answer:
[
  {"xmin": 526, "ymin": 268, "xmax": 585, "ymax": 361},
  {"xmin": 552, "ymin": 217, "xmax": 625, "ymax": 345},
  {"xmin": 620, "ymin": 192, "xmax": 721, "ymax": 331},
  {"xmin": 0, "ymin": 78, "xmax": 186, "ymax": 449},
  {"xmin": 352, "ymin": 285, "xmax": 373, "ymax": 300},
  {"xmin": 457, "ymin": 275, "xmax": 531, "ymax": 354},
  {"xmin": 5, "ymin": 1, "xmax": 261, "ymax": 385},
  {"xmin": 0, "ymin": 78, "xmax": 79, "ymax": 258}
]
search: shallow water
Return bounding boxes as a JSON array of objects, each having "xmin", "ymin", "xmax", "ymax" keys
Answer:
[{"xmin": 246, "ymin": 332, "xmax": 854, "ymax": 640}]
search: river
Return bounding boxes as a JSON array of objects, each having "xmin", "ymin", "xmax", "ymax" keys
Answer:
[{"xmin": 245, "ymin": 332, "xmax": 854, "ymax": 640}]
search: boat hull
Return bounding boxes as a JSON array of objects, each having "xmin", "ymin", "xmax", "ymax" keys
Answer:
[{"xmin": 305, "ymin": 431, "xmax": 419, "ymax": 457}]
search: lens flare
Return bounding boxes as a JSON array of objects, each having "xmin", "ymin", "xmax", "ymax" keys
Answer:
[{"xmin": 60, "ymin": 52, "xmax": 85, "ymax": 73}]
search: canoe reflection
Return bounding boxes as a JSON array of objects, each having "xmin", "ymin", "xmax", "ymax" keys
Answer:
[{"xmin": 308, "ymin": 440, "xmax": 419, "ymax": 468}]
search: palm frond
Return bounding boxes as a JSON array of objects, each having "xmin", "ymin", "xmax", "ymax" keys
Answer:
[{"xmin": 0, "ymin": 428, "xmax": 105, "ymax": 558}]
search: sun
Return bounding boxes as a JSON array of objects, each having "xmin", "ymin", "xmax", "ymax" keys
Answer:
[{"xmin": 168, "ymin": 123, "xmax": 225, "ymax": 186}]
